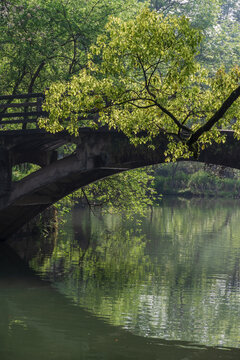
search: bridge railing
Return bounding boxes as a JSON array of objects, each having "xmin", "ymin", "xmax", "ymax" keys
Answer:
[{"xmin": 0, "ymin": 93, "xmax": 47, "ymax": 129}]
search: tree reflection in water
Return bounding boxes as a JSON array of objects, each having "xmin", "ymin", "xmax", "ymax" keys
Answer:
[{"xmin": 10, "ymin": 199, "xmax": 240, "ymax": 349}]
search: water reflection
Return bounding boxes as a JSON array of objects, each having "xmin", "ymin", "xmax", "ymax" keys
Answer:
[
  {"xmin": 2, "ymin": 243, "xmax": 239, "ymax": 360},
  {"xmin": 6, "ymin": 199, "xmax": 240, "ymax": 357}
]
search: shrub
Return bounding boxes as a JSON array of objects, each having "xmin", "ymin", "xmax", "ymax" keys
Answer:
[{"xmin": 188, "ymin": 171, "xmax": 217, "ymax": 194}]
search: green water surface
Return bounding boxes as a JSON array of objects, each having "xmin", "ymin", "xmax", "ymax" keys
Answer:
[{"xmin": 1, "ymin": 198, "xmax": 240, "ymax": 359}]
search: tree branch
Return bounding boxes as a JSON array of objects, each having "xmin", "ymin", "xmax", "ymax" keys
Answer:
[
  {"xmin": 69, "ymin": 37, "xmax": 77, "ymax": 75},
  {"xmin": 187, "ymin": 85, "xmax": 240, "ymax": 146},
  {"xmin": 128, "ymin": 103, "xmax": 156, "ymax": 109},
  {"xmin": 28, "ymin": 61, "xmax": 46, "ymax": 94},
  {"xmin": 136, "ymin": 54, "xmax": 191, "ymax": 132},
  {"xmin": 147, "ymin": 57, "xmax": 163, "ymax": 88}
]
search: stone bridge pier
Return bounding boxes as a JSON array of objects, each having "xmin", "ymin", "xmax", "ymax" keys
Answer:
[{"xmin": 0, "ymin": 146, "xmax": 11, "ymax": 198}]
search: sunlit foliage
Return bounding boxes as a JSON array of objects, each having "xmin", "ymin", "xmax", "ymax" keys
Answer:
[
  {"xmin": 40, "ymin": 8, "xmax": 240, "ymax": 161},
  {"xmin": 57, "ymin": 168, "xmax": 158, "ymax": 218}
]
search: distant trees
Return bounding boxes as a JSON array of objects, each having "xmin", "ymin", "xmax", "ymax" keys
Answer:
[
  {"xmin": 0, "ymin": 0, "xmax": 140, "ymax": 95},
  {"xmin": 148, "ymin": 0, "xmax": 240, "ymax": 70}
]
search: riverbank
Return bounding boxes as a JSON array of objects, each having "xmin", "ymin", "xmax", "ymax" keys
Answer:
[{"xmin": 154, "ymin": 163, "xmax": 240, "ymax": 199}]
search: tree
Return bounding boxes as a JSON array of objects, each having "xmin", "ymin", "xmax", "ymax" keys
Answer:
[
  {"xmin": 40, "ymin": 8, "xmax": 240, "ymax": 161},
  {"xmin": 0, "ymin": 0, "xmax": 140, "ymax": 96},
  {"xmin": 58, "ymin": 168, "xmax": 157, "ymax": 218},
  {"xmin": 202, "ymin": 0, "xmax": 240, "ymax": 70},
  {"xmin": 0, "ymin": 0, "xmax": 156, "ymax": 214},
  {"xmin": 147, "ymin": 0, "xmax": 240, "ymax": 71}
]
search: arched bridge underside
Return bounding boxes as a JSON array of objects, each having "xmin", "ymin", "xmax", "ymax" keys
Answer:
[{"xmin": 1, "ymin": 129, "xmax": 240, "ymax": 240}]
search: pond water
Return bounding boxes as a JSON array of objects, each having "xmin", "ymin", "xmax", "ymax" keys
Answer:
[{"xmin": 1, "ymin": 198, "xmax": 240, "ymax": 359}]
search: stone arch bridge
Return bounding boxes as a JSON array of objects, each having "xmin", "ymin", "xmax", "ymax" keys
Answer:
[
  {"xmin": 1, "ymin": 128, "xmax": 240, "ymax": 240},
  {"xmin": 0, "ymin": 93, "xmax": 240, "ymax": 240}
]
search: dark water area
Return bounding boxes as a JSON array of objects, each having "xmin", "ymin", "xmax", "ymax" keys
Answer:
[{"xmin": 1, "ymin": 199, "xmax": 240, "ymax": 359}]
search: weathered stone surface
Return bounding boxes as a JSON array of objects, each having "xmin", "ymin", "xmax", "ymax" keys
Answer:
[{"xmin": 0, "ymin": 146, "xmax": 11, "ymax": 198}]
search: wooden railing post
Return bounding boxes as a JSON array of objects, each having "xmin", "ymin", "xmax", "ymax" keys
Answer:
[
  {"xmin": 37, "ymin": 96, "xmax": 43, "ymax": 113},
  {"xmin": 36, "ymin": 96, "xmax": 44, "ymax": 129},
  {"xmin": 23, "ymin": 102, "xmax": 28, "ymax": 130}
]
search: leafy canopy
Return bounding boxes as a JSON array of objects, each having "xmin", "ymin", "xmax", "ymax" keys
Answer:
[
  {"xmin": 148, "ymin": 0, "xmax": 240, "ymax": 71},
  {"xmin": 40, "ymin": 8, "xmax": 240, "ymax": 161},
  {"xmin": 0, "ymin": 0, "xmax": 140, "ymax": 95}
]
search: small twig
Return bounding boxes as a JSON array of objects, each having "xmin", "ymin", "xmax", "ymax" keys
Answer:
[{"xmin": 81, "ymin": 188, "xmax": 97, "ymax": 217}]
